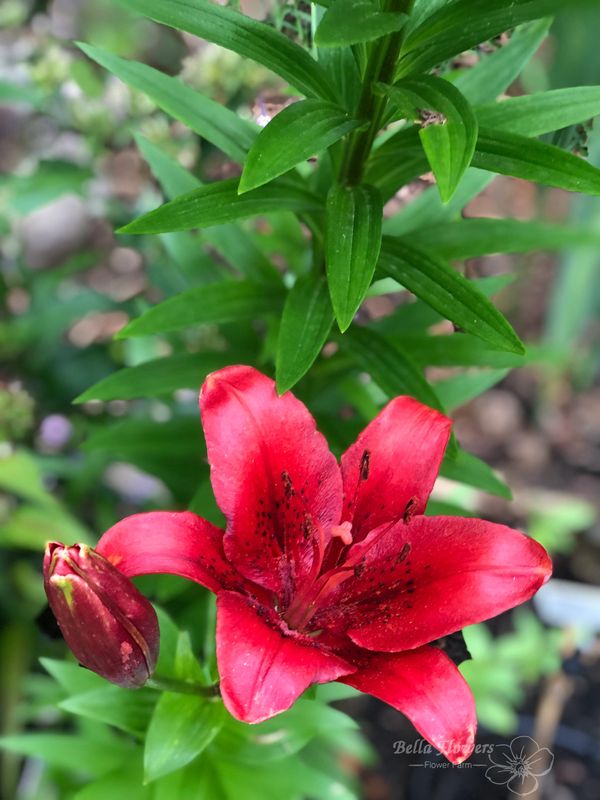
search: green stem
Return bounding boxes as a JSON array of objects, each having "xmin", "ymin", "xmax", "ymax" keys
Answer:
[
  {"xmin": 340, "ymin": 0, "xmax": 416, "ymax": 185},
  {"xmin": 147, "ymin": 675, "xmax": 220, "ymax": 697}
]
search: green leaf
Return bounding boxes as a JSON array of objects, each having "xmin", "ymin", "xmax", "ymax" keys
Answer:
[
  {"xmin": 239, "ymin": 100, "xmax": 362, "ymax": 193},
  {"xmin": 342, "ymin": 326, "xmax": 444, "ymax": 411},
  {"xmin": 134, "ymin": 135, "xmax": 200, "ymax": 198},
  {"xmin": 153, "ymin": 757, "xmax": 225, "ymax": 800},
  {"xmin": 317, "ymin": 47, "xmax": 362, "ymax": 111},
  {"xmin": 373, "ymin": 275, "xmax": 516, "ymax": 336},
  {"xmin": 545, "ymin": 197, "xmax": 600, "ymax": 352},
  {"xmin": 144, "ymin": 693, "xmax": 224, "ymax": 782},
  {"xmin": 0, "ymin": 78, "xmax": 43, "ymax": 108},
  {"xmin": 59, "ymin": 687, "xmax": 156, "ymax": 737},
  {"xmin": 276, "ymin": 274, "xmax": 333, "ymax": 394},
  {"xmin": 217, "ymin": 754, "xmax": 358, "ymax": 800},
  {"xmin": 0, "ymin": 160, "xmax": 92, "ymax": 215},
  {"xmin": 434, "ymin": 369, "xmax": 509, "ymax": 411},
  {"xmin": 153, "ymin": 608, "xmax": 180, "ymax": 679},
  {"xmin": 380, "ymin": 76, "xmax": 478, "ymax": 202},
  {"xmin": 441, "ymin": 449, "xmax": 512, "ymax": 500},
  {"xmin": 426, "ymin": 499, "xmax": 477, "ymax": 518},
  {"xmin": 453, "ymin": 20, "xmax": 551, "ymax": 105},
  {"xmin": 163, "ymin": 629, "xmax": 207, "ymax": 684},
  {"xmin": 135, "ymin": 136, "xmax": 281, "ymax": 284},
  {"xmin": 325, "ymin": 183, "xmax": 382, "ymax": 331},
  {"xmin": 365, "ymin": 128, "xmax": 428, "ymax": 202},
  {"xmin": 113, "ymin": 0, "xmax": 338, "ymax": 101},
  {"xmin": 118, "ymin": 280, "xmax": 284, "ymax": 338},
  {"xmin": 477, "ymin": 86, "xmax": 600, "ymax": 138},
  {"xmin": 40, "ymin": 658, "xmax": 106, "ymax": 695},
  {"xmin": 379, "ymin": 238, "xmax": 525, "ymax": 354},
  {"xmin": 0, "ymin": 450, "xmax": 54, "ymax": 505},
  {"xmin": 132, "ymin": 136, "xmax": 222, "ymax": 284},
  {"xmin": 0, "ymin": 504, "xmax": 92, "ymax": 550},
  {"xmin": 473, "ymin": 127, "xmax": 600, "ymax": 194},
  {"xmin": 78, "ymin": 43, "xmax": 256, "ymax": 163},
  {"xmin": 203, "ymin": 223, "xmax": 281, "ymax": 284},
  {"xmin": 0, "ymin": 734, "xmax": 131, "ymax": 777},
  {"xmin": 215, "ymin": 700, "xmax": 357, "ymax": 765},
  {"xmin": 71, "ymin": 759, "xmax": 152, "ymax": 800},
  {"xmin": 399, "ymin": 0, "xmax": 600, "ymax": 76},
  {"xmin": 411, "ymin": 218, "xmax": 600, "ymax": 259},
  {"xmin": 74, "ymin": 763, "xmax": 151, "ymax": 800},
  {"xmin": 83, "ymin": 417, "xmax": 204, "ymax": 500},
  {"xmin": 118, "ymin": 177, "xmax": 321, "ymax": 234},
  {"xmin": 315, "ymin": 0, "xmax": 407, "ymax": 46},
  {"xmin": 383, "ymin": 167, "xmax": 493, "ymax": 236},
  {"xmin": 75, "ymin": 352, "xmax": 242, "ymax": 402},
  {"xmin": 392, "ymin": 333, "xmax": 529, "ymax": 368}
]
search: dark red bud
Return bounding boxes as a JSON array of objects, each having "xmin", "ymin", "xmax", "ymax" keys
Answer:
[{"xmin": 43, "ymin": 541, "xmax": 159, "ymax": 688}]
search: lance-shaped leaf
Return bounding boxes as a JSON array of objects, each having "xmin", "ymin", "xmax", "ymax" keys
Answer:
[
  {"xmin": 82, "ymin": 418, "xmax": 204, "ymax": 501},
  {"xmin": 366, "ymin": 127, "xmax": 428, "ymax": 202},
  {"xmin": 326, "ymin": 183, "xmax": 382, "ymax": 331},
  {"xmin": 317, "ymin": 47, "xmax": 362, "ymax": 112},
  {"xmin": 476, "ymin": 86, "xmax": 600, "ymax": 138},
  {"xmin": 113, "ymin": 0, "xmax": 338, "ymax": 101},
  {"xmin": 135, "ymin": 135, "xmax": 200, "ymax": 198},
  {"xmin": 144, "ymin": 693, "xmax": 225, "ymax": 782},
  {"xmin": 373, "ymin": 275, "xmax": 516, "ymax": 337},
  {"xmin": 410, "ymin": 218, "xmax": 600, "ymax": 260},
  {"xmin": 434, "ymin": 369, "xmax": 510, "ymax": 412},
  {"xmin": 453, "ymin": 19, "xmax": 551, "ymax": 106},
  {"xmin": 473, "ymin": 128, "xmax": 600, "ymax": 195},
  {"xmin": 379, "ymin": 237, "xmax": 525, "ymax": 354},
  {"xmin": 341, "ymin": 326, "xmax": 444, "ymax": 412},
  {"xmin": 399, "ymin": 0, "xmax": 600, "ymax": 76},
  {"xmin": 135, "ymin": 136, "xmax": 281, "ymax": 284},
  {"xmin": 78, "ymin": 44, "xmax": 256, "ymax": 163},
  {"xmin": 133, "ymin": 135, "xmax": 221, "ymax": 284},
  {"xmin": 315, "ymin": 0, "xmax": 408, "ymax": 47},
  {"xmin": 239, "ymin": 100, "xmax": 363, "ymax": 193},
  {"xmin": 59, "ymin": 687, "xmax": 156, "ymax": 738},
  {"xmin": 117, "ymin": 281, "xmax": 285, "ymax": 338},
  {"xmin": 391, "ymin": 334, "xmax": 528, "ymax": 369},
  {"xmin": 383, "ymin": 167, "xmax": 493, "ymax": 236},
  {"xmin": 379, "ymin": 77, "xmax": 477, "ymax": 202},
  {"xmin": 0, "ymin": 734, "xmax": 131, "ymax": 777},
  {"xmin": 74, "ymin": 352, "xmax": 246, "ymax": 403},
  {"xmin": 118, "ymin": 177, "xmax": 321, "ymax": 234},
  {"xmin": 276, "ymin": 274, "xmax": 334, "ymax": 394},
  {"xmin": 440, "ymin": 449, "xmax": 512, "ymax": 500}
]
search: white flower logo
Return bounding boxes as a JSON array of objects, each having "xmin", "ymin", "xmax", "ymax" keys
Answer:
[{"xmin": 485, "ymin": 736, "xmax": 554, "ymax": 796}]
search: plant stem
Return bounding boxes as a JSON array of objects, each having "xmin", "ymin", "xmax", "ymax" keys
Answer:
[
  {"xmin": 147, "ymin": 675, "xmax": 220, "ymax": 697},
  {"xmin": 340, "ymin": 0, "xmax": 416, "ymax": 185}
]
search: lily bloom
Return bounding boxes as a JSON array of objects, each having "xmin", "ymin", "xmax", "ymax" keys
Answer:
[{"xmin": 77, "ymin": 366, "xmax": 549, "ymax": 763}]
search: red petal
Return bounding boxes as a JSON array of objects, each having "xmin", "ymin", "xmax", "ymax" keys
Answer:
[
  {"xmin": 340, "ymin": 647, "xmax": 476, "ymax": 764},
  {"xmin": 216, "ymin": 590, "xmax": 354, "ymax": 724},
  {"xmin": 96, "ymin": 511, "xmax": 244, "ymax": 593},
  {"xmin": 343, "ymin": 516, "xmax": 551, "ymax": 651},
  {"xmin": 200, "ymin": 366, "xmax": 343, "ymax": 598},
  {"xmin": 340, "ymin": 397, "xmax": 451, "ymax": 541}
]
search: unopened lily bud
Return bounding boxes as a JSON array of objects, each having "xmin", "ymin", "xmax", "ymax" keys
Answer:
[{"xmin": 43, "ymin": 542, "xmax": 159, "ymax": 688}]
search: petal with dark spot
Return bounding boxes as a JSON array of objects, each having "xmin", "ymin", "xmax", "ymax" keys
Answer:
[
  {"xmin": 216, "ymin": 590, "xmax": 354, "ymax": 724},
  {"xmin": 200, "ymin": 366, "xmax": 342, "ymax": 598}
]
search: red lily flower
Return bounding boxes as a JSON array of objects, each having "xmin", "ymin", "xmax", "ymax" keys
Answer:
[{"xmin": 94, "ymin": 366, "xmax": 551, "ymax": 764}]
